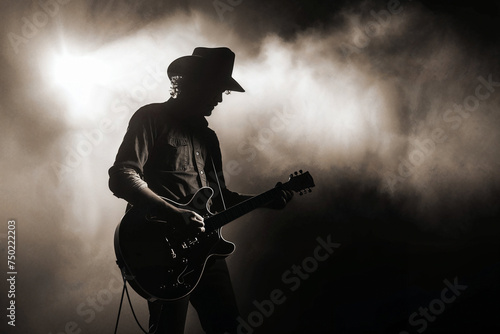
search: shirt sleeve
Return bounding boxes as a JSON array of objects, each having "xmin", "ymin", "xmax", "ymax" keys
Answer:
[{"xmin": 108, "ymin": 107, "xmax": 157, "ymax": 201}]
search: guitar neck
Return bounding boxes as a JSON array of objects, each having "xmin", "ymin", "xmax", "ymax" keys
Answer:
[{"xmin": 205, "ymin": 188, "xmax": 279, "ymax": 232}]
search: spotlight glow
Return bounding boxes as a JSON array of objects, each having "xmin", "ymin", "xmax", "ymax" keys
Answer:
[
  {"xmin": 50, "ymin": 52, "xmax": 112, "ymax": 121},
  {"xmin": 53, "ymin": 53, "xmax": 109, "ymax": 87}
]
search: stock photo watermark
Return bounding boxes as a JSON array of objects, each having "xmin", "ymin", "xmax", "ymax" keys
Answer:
[
  {"xmin": 400, "ymin": 276, "xmax": 468, "ymax": 334},
  {"xmin": 6, "ymin": 219, "xmax": 17, "ymax": 328},
  {"xmin": 7, "ymin": 0, "xmax": 75, "ymax": 54},
  {"xmin": 226, "ymin": 234, "xmax": 341, "ymax": 334},
  {"xmin": 340, "ymin": 0, "xmax": 408, "ymax": 61},
  {"xmin": 6, "ymin": 0, "xmax": 150, "ymax": 54},
  {"xmin": 384, "ymin": 74, "xmax": 500, "ymax": 192},
  {"xmin": 220, "ymin": 103, "xmax": 297, "ymax": 185},
  {"xmin": 213, "ymin": 0, "xmax": 244, "ymax": 22},
  {"xmin": 47, "ymin": 268, "xmax": 124, "ymax": 334}
]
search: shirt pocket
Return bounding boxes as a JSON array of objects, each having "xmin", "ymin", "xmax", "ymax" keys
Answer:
[{"xmin": 163, "ymin": 136, "xmax": 190, "ymax": 171}]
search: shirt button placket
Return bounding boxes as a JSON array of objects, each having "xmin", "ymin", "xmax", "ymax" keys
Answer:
[{"xmin": 194, "ymin": 147, "xmax": 207, "ymax": 186}]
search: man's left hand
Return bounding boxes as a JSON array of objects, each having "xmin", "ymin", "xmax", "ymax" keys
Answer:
[{"xmin": 266, "ymin": 183, "xmax": 294, "ymax": 210}]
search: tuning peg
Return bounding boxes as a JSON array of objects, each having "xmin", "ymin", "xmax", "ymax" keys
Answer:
[
  {"xmin": 299, "ymin": 170, "xmax": 303, "ymax": 174},
  {"xmin": 289, "ymin": 173, "xmax": 294, "ymax": 178},
  {"xmin": 294, "ymin": 171, "xmax": 298, "ymax": 175},
  {"xmin": 308, "ymin": 188, "xmax": 312, "ymax": 193},
  {"xmin": 299, "ymin": 191, "xmax": 303, "ymax": 196}
]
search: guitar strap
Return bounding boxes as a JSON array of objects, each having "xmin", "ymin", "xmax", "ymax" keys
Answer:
[{"xmin": 211, "ymin": 156, "xmax": 227, "ymax": 211}]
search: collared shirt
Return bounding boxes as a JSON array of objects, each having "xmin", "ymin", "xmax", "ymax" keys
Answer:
[{"xmin": 109, "ymin": 99, "xmax": 241, "ymax": 210}]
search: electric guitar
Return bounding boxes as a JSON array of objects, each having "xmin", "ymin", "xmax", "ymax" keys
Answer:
[{"xmin": 114, "ymin": 171, "xmax": 315, "ymax": 301}]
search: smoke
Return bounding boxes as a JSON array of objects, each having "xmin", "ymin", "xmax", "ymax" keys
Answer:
[
  {"xmin": 212, "ymin": 2, "xmax": 500, "ymax": 232},
  {"xmin": 1, "ymin": 0, "xmax": 500, "ymax": 333}
]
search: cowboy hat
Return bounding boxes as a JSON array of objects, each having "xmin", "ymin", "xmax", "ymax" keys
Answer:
[{"xmin": 167, "ymin": 47, "xmax": 244, "ymax": 92}]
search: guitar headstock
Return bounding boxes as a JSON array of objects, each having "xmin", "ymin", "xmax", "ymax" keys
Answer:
[{"xmin": 283, "ymin": 170, "xmax": 315, "ymax": 195}]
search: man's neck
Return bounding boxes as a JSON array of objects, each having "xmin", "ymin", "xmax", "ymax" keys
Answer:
[{"xmin": 167, "ymin": 98, "xmax": 209, "ymax": 128}]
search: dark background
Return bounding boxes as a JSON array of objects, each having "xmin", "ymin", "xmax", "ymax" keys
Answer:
[{"xmin": 1, "ymin": 0, "xmax": 499, "ymax": 333}]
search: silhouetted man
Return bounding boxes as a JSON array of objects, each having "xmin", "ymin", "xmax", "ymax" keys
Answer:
[{"xmin": 109, "ymin": 47, "xmax": 292, "ymax": 333}]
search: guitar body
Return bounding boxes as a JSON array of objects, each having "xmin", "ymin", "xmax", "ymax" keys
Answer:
[
  {"xmin": 114, "ymin": 187, "xmax": 235, "ymax": 302},
  {"xmin": 114, "ymin": 171, "xmax": 315, "ymax": 302}
]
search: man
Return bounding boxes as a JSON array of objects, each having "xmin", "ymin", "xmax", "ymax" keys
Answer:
[{"xmin": 108, "ymin": 47, "xmax": 293, "ymax": 333}]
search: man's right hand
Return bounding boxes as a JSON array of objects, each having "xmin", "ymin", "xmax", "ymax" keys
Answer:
[
  {"xmin": 148, "ymin": 205, "xmax": 205, "ymax": 233},
  {"xmin": 126, "ymin": 186, "xmax": 206, "ymax": 233},
  {"xmin": 175, "ymin": 208, "xmax": 205, "ymax": 233}
]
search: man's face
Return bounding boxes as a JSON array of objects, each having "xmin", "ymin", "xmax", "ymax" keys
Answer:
[
  {"xmin": 197, "ymin": 86, "xmax": 225, "ymax": 116},
  {"xmin": 180, "ymin": 82, "xmax": 225, "ymax": 117}
]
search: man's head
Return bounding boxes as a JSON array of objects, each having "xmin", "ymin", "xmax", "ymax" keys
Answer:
[{"xmin": 167, "ymin": 47, "xmax": 244, "ymax": 116}]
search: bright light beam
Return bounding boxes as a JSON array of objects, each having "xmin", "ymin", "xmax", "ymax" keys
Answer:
[
  {"xmin": 51, "ymin": 52, "xmax": 112, "ymax": 121},
  {"xmin": 53, "ymin": 53, "xmax": 109, "ymax": 86}
]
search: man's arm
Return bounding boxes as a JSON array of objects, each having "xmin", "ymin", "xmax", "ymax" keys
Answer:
[
  {"xmin": 108, "ymin": 166, "xmax": 172, "ymax": 212},
  {"xmin": 109, "ymin": 107, "xmax": 204, "ymax": 231},
  {"xmin": 109, "ymin": 170, "xmax": 205, "ymax": 231}
]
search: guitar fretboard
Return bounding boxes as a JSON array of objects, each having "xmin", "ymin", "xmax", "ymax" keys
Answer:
[{"xmin": 205, "ymin": 188, "xmax": 279, "ymax": 232}]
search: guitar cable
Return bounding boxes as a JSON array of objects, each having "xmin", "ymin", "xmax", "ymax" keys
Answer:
[
  {"xmin": 113, "ymin": 274, "xmax": 126, "ymax": 334},
  {"xmin": 113, "ymin": 270, "xmax": 161, "ymax": 334}
]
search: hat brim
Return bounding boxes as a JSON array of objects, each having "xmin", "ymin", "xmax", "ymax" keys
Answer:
[{"xmin": 225, "ymin": 77, "xmax": 245, "ymax": 92}]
